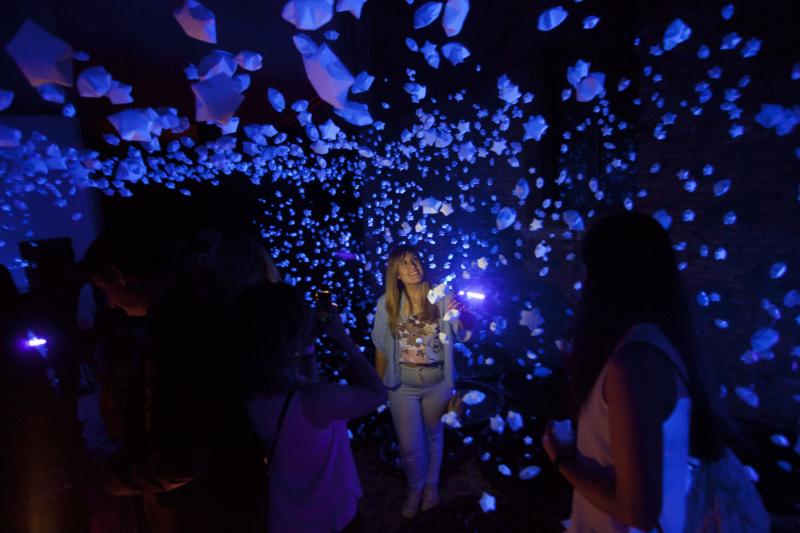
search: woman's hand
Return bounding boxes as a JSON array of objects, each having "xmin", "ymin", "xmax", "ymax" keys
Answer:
[
  {"xmin": 542, "ymin": 419, "xmax": 576, "ymax": 463},
  {"xmin": 317, "ymin": 303, "xmax": 353, "ymax": 349},
  {"xmin": 448, "ymin": 294, "xmax": 476, "ymax": 337},
  {"xmin": 447, "ymin": 295, "xmax": 468, "ymax": 314}
]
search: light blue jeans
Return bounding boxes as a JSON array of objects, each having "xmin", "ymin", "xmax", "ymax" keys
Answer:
[{"xmin": 388, "ymin": 364, "xmax": 452, "ymax": 491}]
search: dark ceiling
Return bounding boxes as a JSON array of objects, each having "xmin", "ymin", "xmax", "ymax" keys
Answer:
[
  {"xmin": 0, "ymin": 0, "xmax": 641, "ymax": 146},
  {"xmin": 1, "ymin": 0, "xmax": 343, "ymax": 135}
]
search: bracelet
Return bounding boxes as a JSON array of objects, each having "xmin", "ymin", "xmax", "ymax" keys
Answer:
[{"xmin": 553, "ymin": 451, "xmax": 576, "ymax": 470}]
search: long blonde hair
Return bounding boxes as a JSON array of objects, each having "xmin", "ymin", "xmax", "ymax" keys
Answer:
[{"xmin": 384, "ymin": 245, "xmax": 439, "ymax": 335}]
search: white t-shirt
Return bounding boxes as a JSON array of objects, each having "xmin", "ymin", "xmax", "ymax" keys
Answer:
[{"xmin": 248, "ymin": 389, "xmax": 362, "ymax": 532}]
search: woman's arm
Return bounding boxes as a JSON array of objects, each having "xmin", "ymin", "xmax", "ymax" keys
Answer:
[
  {"xmin": 339, "ymin": 337, "xmax": 386, "ymax": 397},
  {"xmin": 302, "ymin": 307, "xmax": 387, "ymax": 428},
  {"xmin": 302, "ymin": 343, "xmax": 387, "ymax": 428},
  {"xmin": 375, "ymin": 350, "xmax": 387, "ymax": 380},
  {"xmin": 544, "ymin": 343, "xmax": 678, "ymax": 530},
  {"xmin": 371, "ymin": 297, "xmax": 390, "ymax": 380},
  {"xmin": 446, "ymin": 294, "xmax": 474, "ymax": 342}
]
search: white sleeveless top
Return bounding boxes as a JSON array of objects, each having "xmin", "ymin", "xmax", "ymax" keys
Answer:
[
  {"xmin": 248, "ymin": 390, "xmax": 362, "ymax": 532},
  {"xmin": 568, "ymin": 323, "xmax": 691, "ymax": 533}
]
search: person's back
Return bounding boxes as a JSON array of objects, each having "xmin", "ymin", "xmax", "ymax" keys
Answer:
[
  {"xmin": 212, "ymin": 237, "xmax": 281, "ymax": 301},
  {"xmin": 82, "ymin": 229, "xmax": 268, "ymax": 532},
  {"xmin": 543, "ymin": 212, "xmax": 734, "ymax": 533},
  {"xmin": 232, "ymin": 283, "xmax": 387, "ymax": 533},
  {"xmin": 568, "ymin": 323, "xmax": 691, "ymax": 533},
  {"xmin": 249, "ymin": 388, "xmax": 362, "ymax": 532},
  {"xmin": 134, "ymin": 283, "xmax": 268, "ymax": 533}
]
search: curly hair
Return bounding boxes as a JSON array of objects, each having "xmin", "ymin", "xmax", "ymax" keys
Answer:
[
  {"xmin": 230, "ymin": 283, "xmax": 314, "ymax": 399},
  {"xmin": 213, "ymin": 237, "xmax": 281, "ymax": 301}
]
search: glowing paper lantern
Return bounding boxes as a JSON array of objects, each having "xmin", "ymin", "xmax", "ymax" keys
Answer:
[
  {"xmin": 5, "ymin": 19, "xmax": 73, "ymax": 88},
  {"xmin": 282, "ymin": 0, "xmax": 334, "ymax": 31},
  {"xmin": 414, "ymin": 2, "xmax": 443, "ymax": 29},
  {"xmin": 663, "ymin": 18, "xmax": 692, "ymax": 51},
  {"xmin": 336, "ymin": 0, "xmax": 368, "ymax": 19},
  {"xmin": 191, "ymin": 74, "xmax": 244, "ymax": 124},
  {"xmin": 538, "ymin": 6, "xmax": 568, "ymax": 32},
  {"xmin": 173, "ymin": 0, "xmax": 217, "ymax": 43},
  {"xmin": 442, "ymin": 0, "xmax": 469, "ymax": 37}
]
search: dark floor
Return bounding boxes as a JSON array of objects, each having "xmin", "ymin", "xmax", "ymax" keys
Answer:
[
  {"xmin": 353, "ymin": 441, "xmax": 800, "ymax": 533},
  {"xmin": 353, "ymin": 443, "xmax": 568, "ymax": 533},
  {"xmin": 356, "ymin": 447, "xmax": 490, "ymax": 533},
  {"xmin": 2, "ymin": 443, "xmax": 799, "ymax": 532}
]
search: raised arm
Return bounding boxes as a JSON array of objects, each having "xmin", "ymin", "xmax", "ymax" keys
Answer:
[
  {"xmin": 302, "ymin": 306, "xmax": 387, "ymax": 428},
  {"xmin": 446, "ymin": 294, "xmax": 474, "ymax": 342}
]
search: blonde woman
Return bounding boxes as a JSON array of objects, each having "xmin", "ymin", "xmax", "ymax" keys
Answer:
[{"xmin": 371, "ymin": 245, "xmax": 473, "ymax": 518}]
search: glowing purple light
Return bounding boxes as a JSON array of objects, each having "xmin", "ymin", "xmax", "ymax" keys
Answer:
[
  {"xmin": 24, "ymin": 330, "xmax": 48, "ymax": 354},
  {"xmin": 333, "ymin": 250, "xmax": 358, "ymax": 260},
  {"xmin": 459, "ymin": 290, "xmax": 486, "ymax": 300},
  {"xmin": 26, "ymin": 336, "xmax": 47, "ymax": 348}
]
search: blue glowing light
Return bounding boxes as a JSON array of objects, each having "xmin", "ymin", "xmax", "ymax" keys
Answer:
[
  {"xmin": 458, "ymin": 290, "xmax": 486, "ymax": 300},
  {"xmin": 26, "ymin": 336, "xmax": 47, "ymax": 348}
]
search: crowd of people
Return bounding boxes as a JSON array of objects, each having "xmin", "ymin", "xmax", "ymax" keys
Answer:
[
  {"xmin": 71, "ymin": 228, "xmax": 385, "ymax": 532},
  {"xmin": 2, "ymin": 211, "xmax": 769, "ymax": 532}
]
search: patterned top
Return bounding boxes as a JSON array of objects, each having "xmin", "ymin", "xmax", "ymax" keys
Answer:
[
  {"xmin": 397, "ymin": 314, "xmax": 443, "ymax": 364},
  {"xmin": 372, "ymin": 293, "xmax": 470, "ymax": 390}
]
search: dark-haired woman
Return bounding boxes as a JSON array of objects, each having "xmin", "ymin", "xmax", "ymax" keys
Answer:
[
  {"xmin": 542, "ymin": 211, "xmax": 735, "ymax": 532},
  {"xmin": 234, "ymin": 283, "xmax": 386, "ymax": 532},
  {"xmin": 212, "ymin": 237, "xmax": 281, "ymax": 301},
  {"xmin": 371, "ymin": 246, "xmax": 473, "ymax": 518}
]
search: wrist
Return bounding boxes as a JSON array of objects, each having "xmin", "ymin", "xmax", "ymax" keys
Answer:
[{"xmin": 553, "ymin": 450, "xmax": 577, "ymax": 470}]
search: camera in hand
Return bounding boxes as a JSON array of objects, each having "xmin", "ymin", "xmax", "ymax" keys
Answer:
[
  {"xmin": 315, "ymin": 289, "xmax": 333, "ymax": 323},
  {"xmin": 315, "ymin": 289, "xmax": 332, "ymax": 306}
]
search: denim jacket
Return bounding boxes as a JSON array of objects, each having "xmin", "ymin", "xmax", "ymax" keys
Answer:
[{"xmin": 371, "ymin": 292, "xmax": 471, "ymax": 391}]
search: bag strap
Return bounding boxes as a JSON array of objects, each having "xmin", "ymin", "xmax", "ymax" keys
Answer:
[
  {"xmin": 637, "ymin": 337, "xmax": 696, "ymax": 476},
  {"xmin": 265, "ymin": 387, "xmax": 296, "ymax": 473},
  {"xmin": 627, "ymin": 339, "xmax": 690, "ymax": 391},
  {"xmin": 646, "ymin": 346, "xmax": 687, "ymax": 533}
]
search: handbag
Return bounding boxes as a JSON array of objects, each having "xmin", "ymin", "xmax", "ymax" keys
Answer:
[
  {"xmin": 653, "ymin": 352, "xmax": 770, "ymax": 532},
  {"xmin": 682, "ymin": 447, "xmax": 770, "ymax": 532}
]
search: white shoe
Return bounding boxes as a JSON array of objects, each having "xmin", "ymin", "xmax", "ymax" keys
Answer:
[
  {"xmin": 401, "ymin": 488, "xmax": 423, "ymax": 519},
  {"xmin": 421, "ymin": 484, "xmax": 440, "ymax": 511}
]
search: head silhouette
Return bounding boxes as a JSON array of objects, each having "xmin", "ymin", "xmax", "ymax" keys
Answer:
[
  {"xmin": 570, "ymin": 211, "xmax": 731, "ymax": 459},
  {"xmin": 581, "ymin": 210, "xmax": 681, "ymax": 327},
  {"xmin": 231, "ymin": 282, "xmax": 315, "ymax": 398},
  {"xmin": 80, "ymin": 228, "xmax": 172, "ymax": 317}
]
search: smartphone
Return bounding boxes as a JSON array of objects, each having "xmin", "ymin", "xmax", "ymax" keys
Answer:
[
  {"xmin": 315, "ymin": 289, "xmax": 333, "ymax": 323},
  {"xmin": 315, "ymin": 289, "xmax": 332, "ymax": 307}
]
